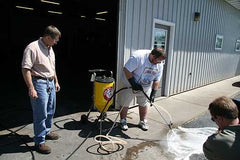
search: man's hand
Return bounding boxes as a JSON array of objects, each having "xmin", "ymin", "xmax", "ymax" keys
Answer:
[
  {"xmin": 29, "ymin": 88, "xmax": 38, "ymax": 99},
  {"xmin": 55, "ymin": 82, "xmax": 61, "ymax": 92},
  {"xmin": 128, "ymin": 77, "xmax": 143, "ymax": 91},
  {"xmin": 150, "ymin": 89, "xmax": 157, "ymax": 103}
]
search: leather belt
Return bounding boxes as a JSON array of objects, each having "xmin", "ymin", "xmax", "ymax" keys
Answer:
[{"xmin": 32, "ymin": 76, "xmax": 54, "ymax": 81}]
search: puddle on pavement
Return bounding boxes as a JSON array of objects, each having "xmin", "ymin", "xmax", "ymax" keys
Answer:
[
  {"xmin": 122, "ymin": 127, "xmax": 218, "ymax": 160},
  {"xmin": 124, "ymin": 141, "xmax": 159, "ymax": 160},
  {"xmin": 166, "ymin": 126, "xmax": 218, "ymax": 160}
]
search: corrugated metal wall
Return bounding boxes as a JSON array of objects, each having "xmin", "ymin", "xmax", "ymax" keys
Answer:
[{"xmin": 117, "ymin": 0, "xmax": 240, "ymax": 97}]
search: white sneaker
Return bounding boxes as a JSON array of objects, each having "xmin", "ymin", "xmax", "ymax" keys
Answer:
[
  {"xmin": 138, "ymin": 119, "xmax": 149, "ymax": 131},
  {"xmin": 120, "ymin": 119, "xmax": 128, "ymax": 131}
]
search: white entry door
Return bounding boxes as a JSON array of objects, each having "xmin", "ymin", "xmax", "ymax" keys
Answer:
[{"xmin": 153, "ymin": 21, "xmax": 170, "ymax": 97}]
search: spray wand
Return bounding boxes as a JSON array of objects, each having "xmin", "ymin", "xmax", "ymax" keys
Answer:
[{"xmin": 141, "ymin": 90, "xmax": 173, "ymax": 130}]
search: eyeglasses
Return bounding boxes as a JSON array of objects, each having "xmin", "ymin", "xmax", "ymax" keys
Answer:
[
  {"xmin": 50, "ymin": 36, "xmax": 59, "ymax": 43},
  {"xmin": 52, "ymin": 37, "xmax": 59, "ymax": 42},
  {"xmin": 211, "ymin": 117, "xmax": 215, "ymax": 122},
  {"xmin": 153, "ymin": 56, "xmax": 163, "ymax": 63}
]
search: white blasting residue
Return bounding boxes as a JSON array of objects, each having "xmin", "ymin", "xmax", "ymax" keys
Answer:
[{"xmin": 167, "ymin": 126, "xmax": 218, "ymax": 160}]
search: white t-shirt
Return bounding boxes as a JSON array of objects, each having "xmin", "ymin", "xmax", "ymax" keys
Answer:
[{"xmin": 122, "ymin": 49, "xmax": 164, "ymax": 91}]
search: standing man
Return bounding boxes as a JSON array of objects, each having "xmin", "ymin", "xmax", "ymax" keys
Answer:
[
  {"xmin": 119, "ymin": 47, "xmax": 166, "ymax": 131},
  {"xmin": 203, "ymin": 96, "xmax": 240, "ymax": 160},
  {"xmin": 21, "ymin": 25, "xmax": 61, "ymax": 154}
]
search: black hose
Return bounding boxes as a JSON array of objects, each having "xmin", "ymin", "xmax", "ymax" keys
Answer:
[
  {"xmin": 0, "ymin": 123, "xmax": 35, "ymax": 160},
  {"xmin": 66, "ymin": 86, "xmax": 173, "ymax": 159},
  {"xmin": 65, "ymin": 86, "xmax": 129, "ymax": 159},
  {"xmin": 65, "ymin": 130, "xmax": 92, "ymax": 160},
  {"xmin": 98, "ymin": 86, "xmax": 129, "ymax": 120},
  {"xmin": 141, "ymin": 89, "xmax": 173, "ymax": 130}
]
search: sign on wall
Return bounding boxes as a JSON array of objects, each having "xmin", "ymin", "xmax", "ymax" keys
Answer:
[
  {"xmin": 215, "ymin": 34, "xmax": 223, "ymax": 50},
  {"xmin": 235, "ymin": 40, "xmax": 240, "ymax": 52}
]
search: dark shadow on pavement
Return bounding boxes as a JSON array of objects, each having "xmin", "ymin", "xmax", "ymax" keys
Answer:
[
  {"xmin": 0, "ymin": 105, "xmax": 33, "ymax": 131},
  {"xmin": 54, "ymin": 117, "xmax": 132, "ymax": 139},
  {"xmin": 0, "ymin": 127, "xmax": 34, "ymax": 156},
  {"xmin": 59, "ymin": 117, "xmax": 131, "ymax": 159},
  {"xmin": 232, "ymin": 81, "xmax": 240, "ymax": 87},
  {"xmin": 231, "ymin": 99, "xmax": 240, "ymax": 118}
]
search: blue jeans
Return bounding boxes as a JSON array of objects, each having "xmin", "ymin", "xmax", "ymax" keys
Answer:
[{"xmin": 30, "ymin": 78, "xmax": 56, "ymax": 145}]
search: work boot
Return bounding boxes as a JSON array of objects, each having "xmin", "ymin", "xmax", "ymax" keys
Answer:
[
  {"xmin": 138, "ymin": 119, "xmax": 149, "ymax": 131},
  {"xmin": 46, "ymin": 132, "xmax": 59, "ymax": 140},
  {"xmin": 35, "ymin": 143, "xmax": 51, "ymax": 154},
  {"xmin": 120, "ymin": 119, "xmax": 128, "ymax": 131}
]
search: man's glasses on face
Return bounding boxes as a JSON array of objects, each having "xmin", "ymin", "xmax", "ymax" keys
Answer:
[
  {"xmin": 53, "ymin": 38, "xmax": 59, "ymax": 43},
  {"xmin": 154, "ymin": 56, "xmax": 163, "ymax": 63},
  {"xmin": 211, "ymin": 116, "xmax": 219, "ymax": 123},
  {"xmin": 50, "ymin": 36, "xmax": 59, "ymax": 43},
  {"xmin": 211, "ymin": 117, "xmax": 215, "ymax": 122}
]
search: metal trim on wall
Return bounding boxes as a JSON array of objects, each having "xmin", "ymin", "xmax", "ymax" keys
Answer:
[{"xmin": 152, "ymin": 19, "xmax": 175, "ymax": 97}]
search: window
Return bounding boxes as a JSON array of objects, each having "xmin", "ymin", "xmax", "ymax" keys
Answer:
[
  {"xmin": 235, "ymin": 40, "xmax": 240, "ymax": 52},
  {"xmin": 154, "ymin": 28, "xmax": 167, "ymax": 50},
  {"xmin": 215, "ymin": 34, "xmax": 223, "ymax": 50}
]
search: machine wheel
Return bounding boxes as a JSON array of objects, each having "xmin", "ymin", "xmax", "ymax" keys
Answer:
[
  {"xmin": 80, "ymin": 114, "xmax": 88, "ymax": 123},
  {"xmin": 100, "ymin": 112, "xmax": 107, "ymax": 120}
]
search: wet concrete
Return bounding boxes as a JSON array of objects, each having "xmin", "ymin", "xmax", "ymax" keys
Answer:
[{"xmin": 1, "ymin": 75, "xmax": 240, "ymax": 160}]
